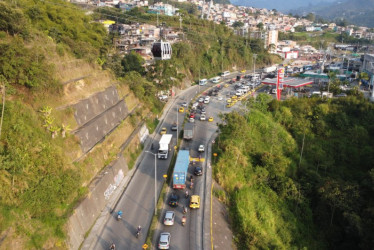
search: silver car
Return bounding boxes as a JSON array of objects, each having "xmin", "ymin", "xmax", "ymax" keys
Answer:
[
  {"xmin": 158, "ymin": 232, "xmax": 171, "ymax": 249},
  {"xmin": 163, "ymin": 211, "xmax": 175, "ymax": 226}
]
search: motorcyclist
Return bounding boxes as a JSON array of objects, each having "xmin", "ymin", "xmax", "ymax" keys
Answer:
[
  {"xmin": 185, "ymin": 190, "xmax": 189, "ymax": 198},
  {"xmin": 137, "ymin": 225, "xmax": 142, "ymax": 232},
  {"xmin": 110, "ymin": 243, "xmax": 116, "ymax": 250},
  {"xmin": 117, "ymin": 210, "xmax": 123, "ymax": 220},
  {"xmin": 182, "ymin": 215, "xmax": 186, "ymax": 226},
  {"xmin": 183, "ymin": 206, "xmax": 188, "ymax": 214}
]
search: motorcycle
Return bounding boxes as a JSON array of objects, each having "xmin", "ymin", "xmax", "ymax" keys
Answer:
[
  {"xmin": 181, "ymin": 216, "xmax": 186, "ymax": 226},
  {"xmin": 116, "ymin": 211, "xmax": 123, "ymax": 221},
  {"xmin": 183, "ymin": 206, "xmax": 187, "ymax": 214},
  {"xmin": 136, "ymin": 227, "xmax": 142, "ymax": 238},
  {"xmin": 185, "ymin": 190, "xmax": 189, "ymax": 199}
]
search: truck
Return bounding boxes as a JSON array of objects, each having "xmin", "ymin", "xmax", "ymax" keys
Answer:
[
  {"xmin": 263, "ymin": 66, "xmax": 277, "ymax": 73},
  {"xmin": 158, "ymin": 134, "xmax": 173, "ymax": 159},
  {"xmin": 183, "ymin": 123, "xmax": 194, "ymax": 140},
  {"xmin": 173, "ymin": 150, "xmax": 190, "ymax": 189}
]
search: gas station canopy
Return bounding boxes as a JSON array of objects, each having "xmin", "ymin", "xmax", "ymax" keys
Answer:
[{"xmin": 261, "ymin": 77, "xmax": 314, "ymax": 88}]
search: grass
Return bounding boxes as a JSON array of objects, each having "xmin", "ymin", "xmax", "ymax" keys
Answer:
[{"xmin": 145, "ymin": 117, "xmax": 160, "ymax": 134}]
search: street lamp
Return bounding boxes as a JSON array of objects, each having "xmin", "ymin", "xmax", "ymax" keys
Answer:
[
  {"xmin": 145, "ymin": 151, "xmax": 157, "ymax": 215},
  {"xmin": 253, "ymin": 54, "xmax": 257, "ymax": 90}
]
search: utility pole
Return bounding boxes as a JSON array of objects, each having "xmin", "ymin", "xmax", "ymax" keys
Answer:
[
  {"xmin": 157, "ymin": 12, "xmax": 159, "ymax": 27},
  {"xmin": 179, "ymin": 15, "xmax": 182, "ymax": 30},
  {"xmin": 0, "ymin": 79, "xmax": 5, "ymax": 140}
]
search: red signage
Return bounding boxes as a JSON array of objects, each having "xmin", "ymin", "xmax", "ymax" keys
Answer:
[{"xmin": 276, "ymin": 68, "xmax": 285, "ymax": 101}]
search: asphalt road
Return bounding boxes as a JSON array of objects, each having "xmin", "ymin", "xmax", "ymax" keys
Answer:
[
  {"xmin": 152, "ymin": 73, "xmax": 243, "ymax": 250},
  {"xmin": 87, "ymin": 76, "xmax": 230, "ymax": 250}
]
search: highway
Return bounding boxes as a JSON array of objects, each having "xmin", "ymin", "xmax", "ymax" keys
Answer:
[
  {"xmin": 86, "ymin": 72, "xmax": 245, "ymax": 250},
  {"xmin": 151, "ymin": 73, "xmax": 245, "ymax": 250}
]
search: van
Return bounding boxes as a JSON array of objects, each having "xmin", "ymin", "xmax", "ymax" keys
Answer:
[
  {"xmin": 236, "ymin": 89, "xmax": 244, "ymax": 96},
  {"xmin": 221, "ymin": 71, "xmax": 230, "ymax": 77},
  {"xmin": 199, "ymin": 79, "xmax": 207, "ymax": 86},
  {"xmin": 211, "ymin": 76, "xmax": 221, "ymax": 83},
  {"xmin": 241, "ymin": 86, "xmax": 250, "ymax": 93}
]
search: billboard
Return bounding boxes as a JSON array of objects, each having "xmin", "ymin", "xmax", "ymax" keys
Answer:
[{"xmin": 276, "ymin": 68, "xmax": 285, "ymax": 101}]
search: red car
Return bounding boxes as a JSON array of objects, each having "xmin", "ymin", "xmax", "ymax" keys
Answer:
[{"xmin": 189, "ymin": 113, "xmax": 195, "ymax": 119}]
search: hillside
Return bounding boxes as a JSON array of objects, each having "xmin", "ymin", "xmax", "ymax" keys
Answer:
[
  {"xmin": 0, "ymin": 0, "xmax": 280, "ymax": 248},
  {"xmin": 213, "ymin": 95, "xmax": 374, "ymax": 249},
  {"xmin": 291, "ymin": 0, "xmax": 374, "ymax": 27},
  {"xmin": 230, "ymin": 0, "xmax": 336, "ymax": 12},
  {"xmin": 0, "ymin": 0, "xmax": 151, "ymax": 248}
]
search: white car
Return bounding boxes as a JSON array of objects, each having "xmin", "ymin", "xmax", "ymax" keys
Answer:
[
  {"xmin": 198, "ymin": 145, "xmax": 205, "ymax": 152},
  {"xmin": 163, "ymin": 211, "xmax": 175, "ymax": 226},
  {"xmin": 218, "ymin": 96, "xmax": 223, "ymax": 101},
  {"xmin": 200, "ymin": 114, "xmax": 206, "ymax": 121},
  {"xmin": 198, "ymin": 97, "xmax": 204, "ymax": 103},
  {"xmin": 158, "ymin": 232, "xmax": 171, "ymax": 249}
]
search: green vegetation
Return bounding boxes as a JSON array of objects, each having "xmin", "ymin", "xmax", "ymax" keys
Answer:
[
  {"xmin": 0, "ymin": 0, "xmax": 110, "ymax": 248},
  {"xmin": 214, "ymin": 94, "xmax": 374, "ymax": 249},
  {"xmin": 97, "ymin": 7, "xmax": 280, "ymax": 84}
]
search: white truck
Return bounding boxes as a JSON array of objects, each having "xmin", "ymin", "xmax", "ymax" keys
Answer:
[
  {"xmin": 158, "ymin": 134, "xmax": 173, "ymax": 159},
  {"xmin": 263, "ymin": 66, "xmax": 277, "ymax": 73}
]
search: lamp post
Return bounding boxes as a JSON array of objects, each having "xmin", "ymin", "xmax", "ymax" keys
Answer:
[{"xmin": 145, "ymin": 151, "xmax": 157, "ymax": 215}]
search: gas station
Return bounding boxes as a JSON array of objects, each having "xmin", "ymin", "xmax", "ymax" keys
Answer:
[{"xmin": 262, "ymin": 69, "xmax": 314, "ymax": 100}]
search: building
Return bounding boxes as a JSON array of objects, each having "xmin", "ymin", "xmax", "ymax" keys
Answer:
[
  {"xmin": 362, "ymin": 54, "xmax": 374, "ymax": 76},
  {"xmin": 265, "ymin": 30, "xmax": 278, "ymax": 49}
]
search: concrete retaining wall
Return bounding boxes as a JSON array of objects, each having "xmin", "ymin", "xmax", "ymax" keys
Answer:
[{"xmin": 67, "ymin": 156, "xmax": 128, "ymax": 249}]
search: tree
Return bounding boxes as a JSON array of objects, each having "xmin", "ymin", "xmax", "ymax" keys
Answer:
[
  {"xmin": 0, "ymin": 2, "xmax": 29, "ymax": 36},
  {"xmin": 232, "ymin": 21, "xmax": 244, "ymax": 29},
  {"xmin": 305, "ymin": 13, "xmax": 315, "ymax": 22},
  {"xmin": 257, "ymin": 22, "xmax": 264, "ymax": 31},
  {"xmin": 121, "ymin": 51, "xmax": 145, "ymax": 75}
]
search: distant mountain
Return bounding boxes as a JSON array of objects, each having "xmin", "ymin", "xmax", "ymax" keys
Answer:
[
  {"xmin": 230, "ymin": 0, "xmax": 336, "ymax": 12},
  {"xmin": 291, "ymin": 0, "xmax": 374, "ymax": 27}
]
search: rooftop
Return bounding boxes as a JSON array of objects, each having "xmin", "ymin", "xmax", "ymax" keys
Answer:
[{"xmin": 262, "ymin": 77, "xmax": 314, "ymax": 88}]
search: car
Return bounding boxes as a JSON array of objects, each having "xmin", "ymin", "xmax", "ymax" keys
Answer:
[
  {"xmin": 227, "ymin": 98, "xmax": 232, "ymax": 103},
  {"xmin": 224, "ymin": 84, "xmax": 229, "ymax": 88},
  {"xmin": 218, "ymin": 96, "xmax": 223, "ymax": 101},
  {"xmin": 189, "ymin": 117, "xmax": 195, "ymax": 123},
  {"xmin": 208, "ymin": 117, "xmax": 214, "ymax": 122},
  {"xmin": 231, "ymin": 95, "xmax": 237, "ymax": 100},
  {"xmin": 189, "ymin": 195, "xmax": 200, "ymax": 209},
  {"xmin": 160, "ymin": 127, "xmax": 167, "ymax": 135},
  {"xmin": 194, "ymin": 166, "xmax": 203, "ymax": 176},
  {"xmin": 198, "ymin": 145, "xmax": 205, "ymax": 152},
  {"xmin": 159, "ymin": 95, "xmax": 168, "ymax": 101},
  {"xmin": 232, "ymin": 99, "xmax": 238, "ymax": 104},
  {"xmin": 241, "ymin": 69, "xmax": 246, "ymax": 73},
  {"xmin": 168, "ymin": 193, "xmax": 179, "ymax": 207},
  {"xmin": 226, "ymin": 103, "xmax": 232, "ymax": 108},
  {"xmin": 198, "ymin": 97, "xmax": 204, "ymax": 103},
  {"xmin": 201, "ymin": 108, "xmax": 206, "ymax": 114},
  {"xmin": 171, "ymin": 123, "xmax": 177, "ymax": 131},
  {"xmin": 200, "ymin": 114, "xmax": 206, "ymax": 121},
  {"xmin": 158, "ymin": 232, "xmax": 171, "ymax": 249},
  {"xmin": 163, "ymin": 211, "xmax": 175, "ymax": 226},
  {"xmin": 189, "ymin": 113, "xmax": 195, "ymax": 119},
  {"xmin": 179, "ymin": 107, "xmax": 184, "ymax": 113},
  {"xmin": 335, "ymin": 93, "xmax": 347, "ymax": 97},
  {"xmin": 238, "ymin": 96, "xmax": 244, "ymax": 101},
  {"xmin": 182, "ymin": 102, "xmax": 188, "ymax": 107}
]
